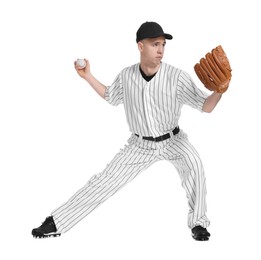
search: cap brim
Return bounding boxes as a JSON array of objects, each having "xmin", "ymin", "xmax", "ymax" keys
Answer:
[
  {"xmin": 164, "ymin": 33, "xmax": 173, "ymax": 40},
  {"xmin": 147, "ymin": 33, "xmax": 173, "ymax": 40},
  {"xmin": 136, "ymin": 33, "xmax": 173, "ymax": 42}
]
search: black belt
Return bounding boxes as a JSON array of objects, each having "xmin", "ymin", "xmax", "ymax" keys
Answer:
[{"xmin": 135, "ymin": 127, "xmax": 180, "ymax": 142}]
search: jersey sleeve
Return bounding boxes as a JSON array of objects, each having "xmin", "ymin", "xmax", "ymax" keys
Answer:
[
  {"xmin": 177, "ymin": 71, "xmax": 208, "ymax": 112},
  {"xmin": 104, "ymin": 72, "xmax": 123, "ymax": 106}
]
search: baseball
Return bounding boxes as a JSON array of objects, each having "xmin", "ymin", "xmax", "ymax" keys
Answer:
[{"xmin": 76, "ymin": 59, "xmax": 86, "ymax": 68}]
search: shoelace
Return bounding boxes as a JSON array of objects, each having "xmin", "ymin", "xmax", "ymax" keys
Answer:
[{"xmin": 41, "ymin": 217, "xmax": 54, "ymax": 228}]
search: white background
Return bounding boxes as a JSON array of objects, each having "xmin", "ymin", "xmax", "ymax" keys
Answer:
[{"xmin": 1, "ymin": 0, "xmax": 260, "ymax": 259}]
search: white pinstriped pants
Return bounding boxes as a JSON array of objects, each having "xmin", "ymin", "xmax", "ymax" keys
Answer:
[{"xmin": 52, "ymin": 130, "xmax": 210, "ymax": 233}]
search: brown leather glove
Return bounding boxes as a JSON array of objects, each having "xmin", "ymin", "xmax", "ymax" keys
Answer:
[{"xmin": 194, "ymin": 45, "xmax": 232, "ymax": 93}]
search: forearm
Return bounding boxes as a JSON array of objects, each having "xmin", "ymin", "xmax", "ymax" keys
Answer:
[
  {"xmin": 75, "ymin": 59, "xmax": 107, "ymax": 99},
  {"xmin": 84, "ymin": 73, "xmax": 107, "ymax": 99},
  {"xmin": 202, "ymin": 92, "xmax": 222, "ymax": 113}
]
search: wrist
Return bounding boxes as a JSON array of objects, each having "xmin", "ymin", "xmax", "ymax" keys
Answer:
[
  {"xmin": 214, "ymin": 91, "xmax": 223, "ymax": 97},
  {"xmin": 84, "ymin": 72, "xmax": 92, "ymax": 82}
]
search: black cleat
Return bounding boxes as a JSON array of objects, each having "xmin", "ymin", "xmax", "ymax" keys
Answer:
[
  {"xmin": 191, "ymin": 226, "xmax": 211, "ymax": 241},
  {"xmin": 32, "ymin": 216, "xmax": 60, "ymax": 238}
]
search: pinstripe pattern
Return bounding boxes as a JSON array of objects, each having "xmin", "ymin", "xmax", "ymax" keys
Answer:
[
  {"xmin": 51, "ymin": 62, "xmax": 210, "ymax": 233},
  {"xmin": 105, "ymin": 62, "xmax": 208, "ymax": 137},
  {"xmin": 52, "ymin": 136, "xmax": 159, "ymax": 233},
  {"xmin": 52, "ymin": 131, "xmax": 210, "ymax": 233}
]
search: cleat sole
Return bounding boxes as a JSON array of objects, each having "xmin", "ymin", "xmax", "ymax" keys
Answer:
[{"xmin": 33, "ymin": 233, "xmax": 61, "ymax": 239}]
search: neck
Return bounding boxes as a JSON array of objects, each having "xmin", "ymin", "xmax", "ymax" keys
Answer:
[{"xmin": 139, "ymin": 61, "xmax": 161, "ymax": 76}]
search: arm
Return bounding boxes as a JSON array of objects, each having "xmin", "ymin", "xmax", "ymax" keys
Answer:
[
  {"xmin": 75, "ymin": 59, "xmax": 106, "ymax": 99},
  {"xmin": 202, "ymin": 91, "xmax": 222, "ymax": 113}
]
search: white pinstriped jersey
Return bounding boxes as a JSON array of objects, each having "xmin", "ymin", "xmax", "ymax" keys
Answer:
[{"xmin": 105, "ymin": 62, "xmax": 208, "ymax": 137}]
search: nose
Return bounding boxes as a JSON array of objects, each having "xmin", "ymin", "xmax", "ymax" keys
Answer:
[{"xmin": 157, "ymin": 45, "xmax": 164, "ymax": 54}]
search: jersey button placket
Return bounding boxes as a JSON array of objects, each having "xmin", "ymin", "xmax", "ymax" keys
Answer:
[{"xmin": 143, "ymin": 82, "xmax": 156, "ymax": 137}]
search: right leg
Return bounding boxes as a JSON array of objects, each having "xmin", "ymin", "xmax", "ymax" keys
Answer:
[{"xmin": 51, "ymin": 139, "xmax": 158, "ymax": 234}]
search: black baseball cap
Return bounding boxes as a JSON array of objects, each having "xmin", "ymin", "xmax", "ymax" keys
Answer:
[{"xmin": 136, "ymin": 21, "xmax": 173, "ymax": 43}]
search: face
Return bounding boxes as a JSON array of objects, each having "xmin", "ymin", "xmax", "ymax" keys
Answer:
[{"xmin": 138, "ymin": 36, "xmax": 166, "ymax": 66}]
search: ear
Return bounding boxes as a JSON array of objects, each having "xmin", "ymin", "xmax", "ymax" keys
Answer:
[{"xmin": 137, "ymin": 41, "xmax": 143, "ymax": 52}]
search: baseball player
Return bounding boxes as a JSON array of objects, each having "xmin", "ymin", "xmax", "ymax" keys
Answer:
[{"xmin": 32, "ymin": 21, "xmax": 231, "ymax": 241}]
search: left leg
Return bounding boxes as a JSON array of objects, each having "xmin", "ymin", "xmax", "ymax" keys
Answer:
[{"xmin": 163, "ymin": 131, "xmax": 210, "ymax": 229}]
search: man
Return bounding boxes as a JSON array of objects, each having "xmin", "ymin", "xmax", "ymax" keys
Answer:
[{"xmin": 32, "ymin": 21, "xmax": 223, "ymax": 241}]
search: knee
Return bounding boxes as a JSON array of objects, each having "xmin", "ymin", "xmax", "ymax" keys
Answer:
[{"xmin": 188, "ymin": 153, "xmax": 205, "ymax": 176}]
